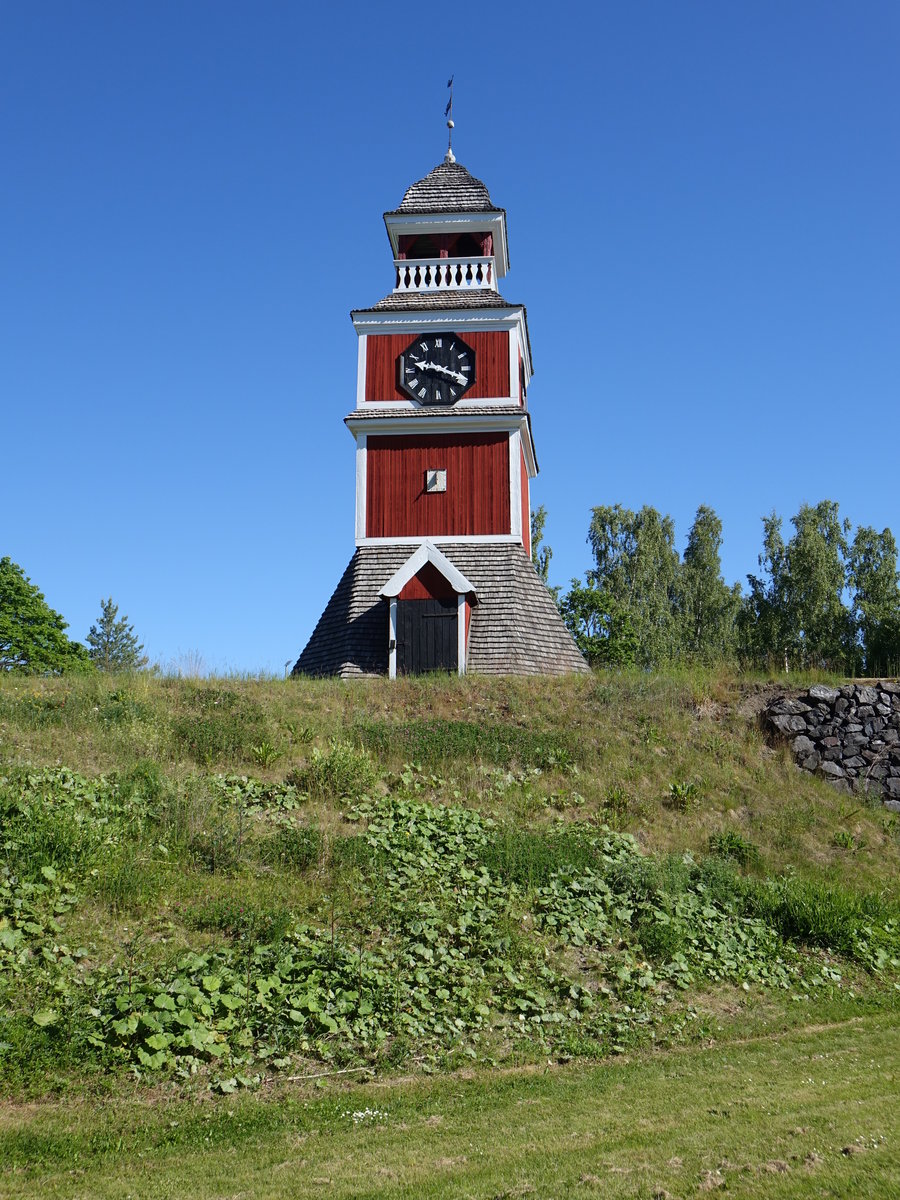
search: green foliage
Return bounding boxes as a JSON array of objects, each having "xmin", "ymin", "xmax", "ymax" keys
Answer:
[
  {"xmin": 743, "ymin": 875, "xmax": 900, "ymax": 970},
  {"xmin": 286, "ymin": 741, "xmax": 377, "ymax": 799},
  {"xmin": 86, "ymin": 598, "xmax": 148, "ymax": 672},
  {"xmin": 480, "ymin": 824, "xmax": 605, "ymax": 888},
  {"xmin": 530, "ymin": 505, "xmax": 558, "ymax": 599},
  {"xmin": 257, "ymin": 825, "xmax": 322, "ymax": 870},
  {"xmin": 665, "ymin": 780, "xmax": 701, "ymax": 811},
  {"xmin": 355, "ymin": 720, "xmax": 576, "ymax": 771},
  {"xmin": 587, "ymin": 504, "xmax": 681, "ymax": 666},
  {"xmin": 847, "ymin": 525, "xmax": 900, "ymax": 675},
  {"xmin": 675, "ymin": 506, "xmax": 742, "ymax": 661},
  {"xmin": 0, "ymin": 557, "xmax": 92, "ymax": 675},
  {"xmin": 559, "ymin": 578, "xmax": 639, "ymax": 666},
  {"xmin": 741, "ymin": 502, "xmax": 855, "ymax": 671},
  {"xmin": 708, "ymin": 830, "xmax": 762, "ymax": 868},
  {"xmin": 180, "ymin": 894, "xmax": 292, "ymax": 943},
  {"xmin": 1, "ymin": 686, "xmax": 899, "ymax": 1096},
  {"xmin": 170, "ymin": 687, "xmax": 270, "ymax": 766}
]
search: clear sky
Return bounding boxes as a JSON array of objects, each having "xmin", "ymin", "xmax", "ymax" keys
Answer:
[{"xmin": 2, "ymin": 2, "xmax": 898, "ymax": 674}]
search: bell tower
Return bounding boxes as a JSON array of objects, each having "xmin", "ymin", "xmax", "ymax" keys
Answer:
[{"xmin": 293, "ymin": 150, "xmax": 587, "ymax": 678}]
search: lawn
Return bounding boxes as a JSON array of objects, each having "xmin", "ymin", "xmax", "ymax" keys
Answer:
[{"xmin": 3, "ymin": 1009, "xmax": 897, "ymax": 1198}]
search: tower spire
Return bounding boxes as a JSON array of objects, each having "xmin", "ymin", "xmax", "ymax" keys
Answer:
[{"xmin": 444, "ymin": 75, "xmax": 455, "ymax": 163}]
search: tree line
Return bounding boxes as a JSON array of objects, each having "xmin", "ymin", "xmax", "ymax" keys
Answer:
[
  {"xmin": 4, "ymin": 496, "xmax": 899, "ymax": 677},
  {"xmin": 0, "ymin": 557, "xmax": 146, "ymax": 674},
  {"xmin": 533, "ymin": 502, "xmax": 900, "ymax": 676}
]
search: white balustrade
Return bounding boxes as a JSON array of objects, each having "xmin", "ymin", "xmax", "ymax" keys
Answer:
[{"xmin": 393, "ymin": 256, "xmax": 494, "ymax": 293}]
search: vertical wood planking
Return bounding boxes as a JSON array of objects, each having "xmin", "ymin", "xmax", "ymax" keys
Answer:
[
  {"xmin": 364, "ymin": 332, "xmax": 511, "ymax": 401},
  {"xmin": 366, "ymin": 433, "xmax": 510, "ymax": 537}
]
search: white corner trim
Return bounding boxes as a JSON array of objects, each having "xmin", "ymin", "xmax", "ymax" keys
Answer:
[
  {"xmin": 457, "ymin": 593, "xmax": 467, "ymax": 675},
  {"xmin": 508, "ymin": 328, "xmax": 518, "ymax": 405},
  {"xmin": 509, "ymin": 429, "xmax": 522, "ymax": 540},
  {"xmin": 379, "ymin": 540, "xmax": 476, "ymax": 599},
  {"xmin": 388, "ymin": 596, "xmax": 397, "ymax": 679},
  {"xmin": 355, "ymin": 434, "xmax": 367, "ymax": 541},
  {"xmin": 355, "ymin": 335, "xmax": 367, "ymax": 409}
]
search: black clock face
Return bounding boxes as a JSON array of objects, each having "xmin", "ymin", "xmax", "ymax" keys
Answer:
[{"xmin": 398, "ymin": 332, "xmax": 476, "ymax": 405}]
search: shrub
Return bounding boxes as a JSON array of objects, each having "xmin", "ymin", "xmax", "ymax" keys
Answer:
[
  {"xmin": 286, "ymin": 741, "xmax": 377, "ymax": 800},
  {"xmin": 707, "ymin": 830, "xmax": 762, "ymax": 868}
]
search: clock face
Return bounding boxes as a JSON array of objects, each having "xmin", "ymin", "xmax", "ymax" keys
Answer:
[{"xmin": 398, "ymin": 332, "xmax": 476, "ymax": 405}]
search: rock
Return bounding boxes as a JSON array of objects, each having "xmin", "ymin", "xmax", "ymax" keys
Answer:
[
  {"xmin": 844, "ymin": 756, "xmax": 866, "ymax": 769},
  {"xmin": 857, "ymin": 686, "xmax": 880, "ymax": 705},
  {"xmin": 801, "ymin": 753, "xmax": 821, "ymax": 770},
  {"xmin": 769, "ymin": 697, "xmax": 811, "ymax": 715},
  {"xmin": 820, "ymin": 761, "xmax": 846, "ymax": 778},
  {"xmin": 885, "ymin": 778, "xmax": 900, "ymax": 799},
  {"xmin": 884, "ymin": 799, "xmax": 900, "ymax": 813},
  {"xmin": 858, "ymin": 705, "xmax": 875, "ymax": 719},
  {"xmin": 791, "ymin": 735, "xmax": 815, "ymax": 756},
  {"xmin": 769, "ymin": 714, "xmax": 808, "ymax": 735},
  {"xmin": 880, "ymin": 681, "xmax": 900, "ymax": 695},
  {"xmin": 808, "ymin": 684, "xmax": 840, "ymax": 703},
  {"xmin": 835, "ymin": 697, "xmax": 849, "ymax": 715}
]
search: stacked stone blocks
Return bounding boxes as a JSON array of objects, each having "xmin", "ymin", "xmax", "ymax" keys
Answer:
[{"xmin": 763, "ymin": 682, "xmax": 900, "ymax": 809}]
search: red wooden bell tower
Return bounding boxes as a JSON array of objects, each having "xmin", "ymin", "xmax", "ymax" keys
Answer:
[{"xmin": 293, "ymin": 149, "xmax": 586, "ymax": 678}]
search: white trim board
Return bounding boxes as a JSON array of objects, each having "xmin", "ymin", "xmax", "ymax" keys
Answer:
[
  {"xmin": 379, "ymin": 541, "xmax": 476, "ymax": 599},
  {"xmin": 358, "ymin": 534, "xmax": 520, "ymax": 547}
]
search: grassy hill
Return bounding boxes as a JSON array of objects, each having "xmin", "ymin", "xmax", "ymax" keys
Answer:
[{"xmin": 2, "ymin": 668, "xmax": 899, "ymax": 1196}]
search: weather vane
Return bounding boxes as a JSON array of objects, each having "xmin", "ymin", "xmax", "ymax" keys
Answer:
[{"xmin": 444, "ymin": 76, "xmax": 455, "ymax": 162}]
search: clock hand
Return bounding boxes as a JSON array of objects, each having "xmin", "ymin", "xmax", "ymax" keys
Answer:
[{"xmin": 412, "ymin": 358, "xmax": 467, "ymax": 385}]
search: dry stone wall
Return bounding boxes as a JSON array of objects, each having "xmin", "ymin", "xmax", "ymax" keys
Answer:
[{"xmin": 762, "ymin": 682, "xmax": 900, "ymax": 809}]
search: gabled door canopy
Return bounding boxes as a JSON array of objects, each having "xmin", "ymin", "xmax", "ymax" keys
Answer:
[{"xmin": 379, "ymin": 540, "xmax": 477, "ymax": 601}]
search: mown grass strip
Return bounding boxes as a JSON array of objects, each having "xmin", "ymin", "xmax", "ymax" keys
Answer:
[{"xmin": 2, "ymin": 1012, "xmax": 898, "ymax": 1199}]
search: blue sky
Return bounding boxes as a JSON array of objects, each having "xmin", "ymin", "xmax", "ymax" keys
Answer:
[{"xmin": 2, "ymin": 2, "xmax": 898, "ymax": 674}]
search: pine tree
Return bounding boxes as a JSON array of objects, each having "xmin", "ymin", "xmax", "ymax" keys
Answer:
[{"xmin": 86, "ymin": 598, "xmax": 148, "ymax": 672}]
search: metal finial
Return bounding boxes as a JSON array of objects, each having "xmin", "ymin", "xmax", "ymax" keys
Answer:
[{"xmin": 444, "ymin": 75, "xmax": 455, "ymax": 162}]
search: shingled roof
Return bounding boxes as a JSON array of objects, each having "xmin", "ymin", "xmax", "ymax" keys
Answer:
[
  {"xmin": 292, "ymin": 544, "xmax": 588, "ymax": 678},
  {"xmin": 386, "ymin": 160, "xmax": 504, "ymax": 215},
  {"xmin": 354, "ymin": 288, "xmax": 517, "ymax": 314}
]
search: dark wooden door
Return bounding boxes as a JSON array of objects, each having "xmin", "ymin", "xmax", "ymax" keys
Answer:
[{"xmin": 396, "ymin": 598, "xmax": 458, "ymax": 675}]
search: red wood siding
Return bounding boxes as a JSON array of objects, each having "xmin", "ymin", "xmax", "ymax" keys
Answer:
[
  {"xmin": 399, "ymin": 562, "xmax": 457, "ymax": 601},
  {"xmin": 520, "ymin": 446, "xmax": 530, "ymax": 555},
  {"xmin": 365, "ymin": 331, "xmax": 510, "ymax": 402},
  {"xmin": 366, "ymin": 433, "xmax": 510, "ymax": 538}
]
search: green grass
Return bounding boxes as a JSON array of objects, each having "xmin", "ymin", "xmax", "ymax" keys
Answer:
[
  {"xmin": 1, "ymin": 666, "xmax": 899, "ymax": 1193},
  {"xmin": 2, "ymin": 1009, "xmax": 898, "ymax": 1198}
]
